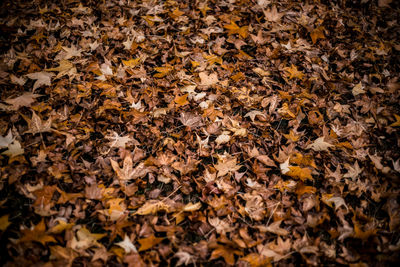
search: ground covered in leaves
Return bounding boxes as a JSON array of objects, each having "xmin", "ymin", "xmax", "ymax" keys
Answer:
[{"xmin": 0, "ymin": 0, "xmax": 399, "ymax": 266}]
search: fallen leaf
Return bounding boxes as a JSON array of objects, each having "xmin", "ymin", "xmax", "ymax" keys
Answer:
[
  {"xmin": 4, "ymin": 92, "xmax": 41, "ymax": 110},
  {"xmin": 138, "ymin": 235, "xmax": 163, "ymax": 251},
  {"xmin": 116, "ymin": 234, "xmax": 137, "ymax": 253},
  {"xmin": 306, "ymin": 137, "xmax": 334, "ymax": 152},
  {"xmin": 25, "ymin": 71, "xmax": 54, "ymax": 91}
]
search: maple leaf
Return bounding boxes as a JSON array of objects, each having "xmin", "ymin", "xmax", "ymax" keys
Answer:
[
  {"xmin": 263, "ymin": 5, "xmax": 282, "ymax": 22},
  {"xmin": 138, "ymin": 235, "xmax": 164, "ymax": 251},
  {"xmin": 25, "ymin": 71, "xmax": 54, "ymax": 91},
  {"xmin": 61, "ymin": 45, "xmax": 82, "ymax": 59},
  {"xmin": 70, "ymin": 227, "xmax": 106, "ymax": 250},
  {"xmin": 214, "ymin": 153, "xmax": 241, "ymax": 177},
  {"xmin": 19, "ymin": 219, "xmax": 56, "ymax": 245},
  {"xmin": 110, "ymin": 155, "xmax": 153, "ymax": 181},
  {"xmin": 208, "ymin": 217, "xmax": 234, "ymax": 235},
  {"xmin": 116, "ymin": 234, "xmax": 137, "ymax": 253},
  {"xmin": 210, "ymin": 245, "xmax": 243, "ymax": 265},
  {"xmin": 343, "ymin": 161, "xmax": 363, "ymax": 180},
  {"xmin": 3, "ymin": 92, "xmax": 41, "ymax": 110},
  {"xmin": 284, "ymin": 64, "xmax": 304, "ymax": 80},
  {"xmin": 224, "ymin": 21, "xmax": 249, "ymax": 38},
  {"xmin": 46, "ymin": 60, "xmax": 77, "ymax": 79},
  {"xmin": 106, "ymin": 131, "xmax": 134, "ymax": 149},
  {"xmin": 306, "ymin": 137, "xmax": 334, "ymax": 152},
  {"xmin": 242, "ymin": 193, "xmax": 265, "ymax": 221},
  {"xmin": 23, "ymin": 110, "xmax": 52, "ymax": 135}
]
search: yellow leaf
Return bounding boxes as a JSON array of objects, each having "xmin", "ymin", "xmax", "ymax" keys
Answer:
[
  {"xmin": 138, "ymin": 235, "xmax": 164, "ymax": 251},
  {"xmin": 135, "ymin": 200, "xmax": 175, "ymax": 215},
  {"xmin": 295, "ymin": 184, "xmax": 316, "ymax": 197},
  {"xmin": 122, "ymin": 58, "xmax": 140, "ymax": 68},
  {"xmin": 283, "ymin": 130, "xmax": 301, "ymax": 142},
  {"xmin": 390, "ymin": 114, "xmax": 400, "ymax": 127},
  {"xmin": 286, "ymin": 166, "xmax": 313, "ymax": 181},
  {"xmin": 154, "ymin": 65, "xmax": 173, "ymax": 78},
  {"xmin": 224, "ymin": 21, "xmax": 248, "ymax": 38},
  {"xmin": 0, "ymin": 215, "xmax": 11, "ymax": 231},
  {"xmin": 284, "ymin": 64, "xmax": 304, "ymax": 80},
  {"xmin": 170, "ymin": 8, "xmax": 184, "ymax": 19}
]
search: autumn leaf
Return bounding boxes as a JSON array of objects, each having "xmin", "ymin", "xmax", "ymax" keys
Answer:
[
  {"xmin": 154, "ymin": 65, "xmax": 173, "ymax": 78},
  {"xmin": 23, "ymin": 110, "xmax": 52, "ymax": 135},
  {"xmin": 389, "ymin": 114, "xmax": 400, "ymax": 127},
  {"xmin": 257, "ymin": 220, "xmax": 289, "ymax": 236},
  {"xmin": 210, "ymin": 245, "xmax": 243, "ymax": 265},
  {"xmin": 284, "ymin": 64, "xmax": 304, "ymax": 80},
  {"xmin": 19, "ymin": 219, "xmax": 56, "ymax": 245},
  {"xmin": 25, "ymin": 71, "xmax": 54, "ymax": 91},
  {"xmin": 199, "ymin": 72, "xmax": 219, "ymax": 86},
  {"xmin": 138, "ymin": 235, "xmax": 164, "ymax": 251},
  {"xmin": 174, "ymin": 94, "xmax": 189, "ymax": 106},
  {"xmin": 321, "ymin": 194, "xmax": 348, "ymax": 210},
  {"xmin": 263, "ymin": 5, "xmax": 282, "ymax": 22},
  {"xmin": 134, "ymin": 200, "xmax": 175, "ymax": 215},
  {"xmin": 286, "ymin": 166, "xmax": 313, "ymax": 181},
  {"xmin": 3, "ymin": 92, "xmax": 41, "ymax": 110},
  {"xmin": 70, "ymin": 227, "xmax": 106, "ymax": 251},
  {"xmin": 310, "ymin": 26, "xmax": 325, "ymax": 44},
  {"xmin": 110, "ymin": 155, "xmax": 154, "ymax": 181},
  {"xmin": 306, "ymin": 137, "xmax": 334, "ymax": 152},
  {"xmin": 116, "ymin": 234, "xmax": 137, "ymax": 253},
  {"xmin": 122, "ymin": 58, "xmax": 141, "ymax": 68},
  {"xmin": 240, "ymin": 253, "xmax": 270, "ymax": 267},
  {"xmin": 1, "ymin": 140, "xmax": 24, "ymax": 158},
  {"xmin": 0, "ymin": 215, "xmax": 11, "ymax": 231},
  {"xmin": 214, "ymin": 153, "xmax": 241, "ymax": 177},
  {"xmin": 224, "ymin": 21, "xmax": 249, "ymax": 38}
]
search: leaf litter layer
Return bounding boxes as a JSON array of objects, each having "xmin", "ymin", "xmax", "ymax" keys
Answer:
[{"xmin": 0, "ymin": 0, "xmax": 399, "ymax": 266}]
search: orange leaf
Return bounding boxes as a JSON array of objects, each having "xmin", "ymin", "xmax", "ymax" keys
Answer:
[
  {"xmin": 224, "ymin": 21, "xmax": 248, "ymax": 38},
  {"xmin": 174, "ymin": 94, "xmax": 189, "ymax": 106},
  {"xmin": 286, "ymin": 166, "xmax": 313, "ymax": 181},
  {"xmin": 240, "ymin": 253, "xmax": 270, "ymax": 267},
  {"xmin": 19, "ymin": 219, "xmax": 56, "ymax": 245},
  {"xmin": 210, "ymin": 245, "xmax": 243, "ymax": 265},
  {"xmin": 310, "ymin": 26, "xmax": 325, "ymax": 44},
  {"xmin": 138, "ymin": 235, "xmax": 164, "ymax": 251}
]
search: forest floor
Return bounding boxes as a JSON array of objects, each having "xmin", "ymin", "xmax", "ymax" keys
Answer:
[{"xmin": 0, "ymin": 0, "xmax": 399, "ymax": 266}]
